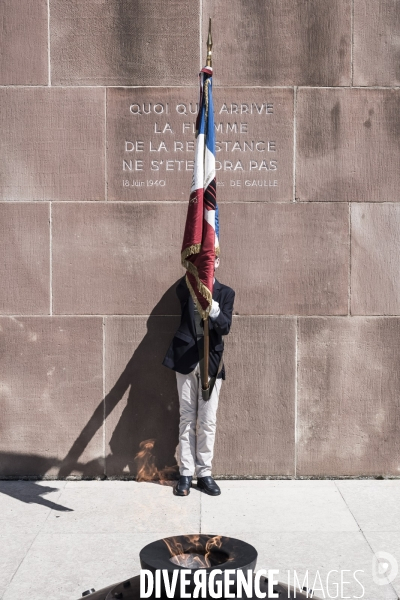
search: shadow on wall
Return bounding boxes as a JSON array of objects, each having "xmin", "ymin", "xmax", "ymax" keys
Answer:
[
  {"xmin": 61, "ymin": 280, "xmax": 181, "ymax": 481},
  {"xmin": 0, "ymin": 282, "xmax": 182, "ymax": 484}
]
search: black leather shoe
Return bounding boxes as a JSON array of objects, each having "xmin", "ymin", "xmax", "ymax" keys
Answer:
[
  {"xmin": 196, "ymin": 476, "xmax": 221, "ymax": 496},
  {"xmin": 174, "ymin": 476, "xmax": 192, "ymax": 496}
]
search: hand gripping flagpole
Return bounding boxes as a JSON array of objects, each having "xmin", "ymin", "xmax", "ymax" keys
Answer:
[{"xmin": 202, "ymin": 19, "xmax": 213, "ymax": 401}]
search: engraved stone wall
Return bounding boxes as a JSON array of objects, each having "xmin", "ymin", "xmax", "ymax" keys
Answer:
[
  {"xmin": 107, "ymin": 87, "xmax": 294, "ymax": 202},
  {"xmin": 0, "ymin": 0, "xmax": 399, "ymax": 478}
]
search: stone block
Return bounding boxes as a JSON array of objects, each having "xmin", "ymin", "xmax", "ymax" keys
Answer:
[
  {"xmin": 0, "ymin": 88, "xmax": 105, "ymax": 201},
  {"xmin": 0, "ymin": 317, "xmax": 103, "ymax": 478},
  {"xmin": 213, "ymin": 316, "xmax": 296, "ymax": 476},
  {"xmin": 50, "ymin": 0, "xmax": 199, "ymax": 86},
  {"xmin": 0, "ymin": 203, "xmax": 49, "ymax": 315},
  {"xmin": 354, "ymin": 0, "xmax": 400, "ymax": 86},
  {"xmin": 296, "ymin": 88, "xmax": 400, "ymax": 202},
  {"xmin": 0, "ymin": 0, "xmax": 48, "ymax": 85},
  {"xmin": 297, "ymin": 317, "xmax": 400, "ymax": 476},
  {"xmin": 351, "ymin": 204, "xmax": 400, "ymax": 315},
  {"xmin": 203, "ymin": 0, "xmax": 351, "ymax": 86},
  {"xmin": 52, "ymin": 202, "xmax": 348, "ymax": 316},
  {"xmin": 107, "ymin": 87, "xmax": 293, "ymax": 202},
  {"xmin": 52, "ymin": 203, "xmax": 185, "ymax": 315},
  {"xmin": 104, "ymin": 316, "xmax": 180, "ymax": 478},
  {"xmin": 217, "ymin": 202, "xmax": 349, "ymax": 315},
  {"xmin": 104, "ymin": 316, "xmax": 296, "ymax": 478}
]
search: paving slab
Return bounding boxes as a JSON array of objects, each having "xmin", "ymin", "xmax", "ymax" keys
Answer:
[
  {"xmin": 0, "ymin": 480, "xmax": 398, "ymax": 600},
  {"xmin": 336, "ymin": 480, "xmax": 400, "ymax": 531},
  {"xmin": 364, "ymin": 531, "xmax": 400, "ymax": 598},
  {"xmin": 0, "ymin": 529, "xmax": 38, "ymax": 598},
  {"xmin": 0, "ymin": 481, "xmax": 68, "ymax": 597},
  {"xmin": 200, "ymin": 481, "xmax": 359, "ymax": 532},
  {"xmin": 42, "ymin": 481, "xmax": 201, "ymax": 533},
  {"xmin": 0, "ymin": 481, "xmax": 67, "ymax": 532},
  {"xmin": 209, "ymin": 479, "xmax": 337, "ymax": 488},
  {"xmin": 1, "ymin": 532, "xmax": 181, "ymax": 600},
  {"xmin": 236, "ymin": 531, "xmax": 398, "ymax": 600}
]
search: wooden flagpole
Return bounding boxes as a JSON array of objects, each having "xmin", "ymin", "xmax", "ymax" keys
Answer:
[
  {"xmin": 203, "ymin": 317, "xmax": 210, "ymax": 396},
  {"xmin": 202, "ymin": 18, "xmax": 213, "ymax": 399}
]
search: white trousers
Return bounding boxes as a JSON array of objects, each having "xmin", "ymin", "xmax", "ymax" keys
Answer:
[{"xmin": 175, "ymin": 364, "xmax": 222, "ymax": 478}]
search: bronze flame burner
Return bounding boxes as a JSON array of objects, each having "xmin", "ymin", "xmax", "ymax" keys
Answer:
[
  {"xmin": 79, "ymin": 534, "xmax": 321, "ymax": 600},
  {"xmin": 140, "ymin": 534, "xmax": 257, "ymax": 586}
]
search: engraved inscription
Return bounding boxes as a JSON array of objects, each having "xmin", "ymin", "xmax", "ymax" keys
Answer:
[
  {"xmin": 107, "ymin": 89, "xmax": 293, "ymax": 201},
  {"xmin": 123, "ymin": 101, "xmax": 277, "ymax": 179}
]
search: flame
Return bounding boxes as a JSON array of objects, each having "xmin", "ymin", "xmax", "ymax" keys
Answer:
[
  {"xmin": 163, "ymin": 535, "xmax": 225, "ymax": 569},
  {"xmin": 134, "ymin": 439, "xmax": 178, "ymax": 484},
  {"xmin": 205, "ymin": 535, "xmax": 223, "ymax": 554},
  {"xmin": 170, "ymin": 552, "xmax": 212, "ymax": 568}
]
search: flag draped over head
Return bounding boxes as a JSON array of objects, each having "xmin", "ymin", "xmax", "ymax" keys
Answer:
[{"xmin": 181, "ymin": 66, "xmax": 220, "ymax": 319}]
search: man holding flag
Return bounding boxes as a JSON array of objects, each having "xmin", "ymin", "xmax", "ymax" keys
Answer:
[{"xmin": 162, "ymin": 22, "xmax": 235, "ymax": 497}]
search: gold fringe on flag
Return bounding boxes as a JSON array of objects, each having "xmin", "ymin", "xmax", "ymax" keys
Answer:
[
  {"xmin": 181, "ymin": 246, "xmax": 213, "ymax": 320},
  {"xmin": 181, "ymin": 244, "xmax": 201, "ymax": 263},
  {"xmin": 185, "ymin": 272, "xmax": 212, "ymax": 321}
]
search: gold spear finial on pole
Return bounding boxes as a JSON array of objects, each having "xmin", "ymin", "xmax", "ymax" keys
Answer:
[{"xmin": 206, "ymin": 18, "xmax": 212, "ymax": 67}]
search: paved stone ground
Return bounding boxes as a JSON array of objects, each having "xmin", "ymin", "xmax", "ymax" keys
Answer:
[{"xmin": 0, "ymin": 480, "xmax": 399, "ymax": 600}]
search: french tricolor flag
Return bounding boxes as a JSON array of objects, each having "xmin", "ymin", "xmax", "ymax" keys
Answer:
[{"xmin": 181, "ymin": 66, "xmax": 220, "ymax": 319}]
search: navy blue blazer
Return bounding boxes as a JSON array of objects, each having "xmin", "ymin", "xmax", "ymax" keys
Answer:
[{"xmin": 162, "ymin": 277, "xmax": 235, "ymax": 379}]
